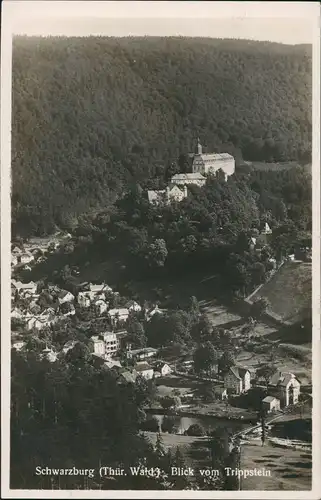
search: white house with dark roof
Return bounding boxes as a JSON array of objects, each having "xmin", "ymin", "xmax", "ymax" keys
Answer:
[
  {"xmin": 146, "ymin": 305, "xmax": 165, "ymax": 321},
  {"xmin": 18, "ymin": 252, "xmax": 35, "ymax": 265},
  {"xmin": 268, "ymin": 371, "xmax": 300, "ymax": 408},
  {"xmin": 262, "ymin": 395, "xmax": 280, "ymax": 412},
  {"xmin": 224, "ymin": 366, "xmax": 251, "ymax": 395},
  {"xmin": 90, "ymin": 335, "xmax": 106, "ymax": 357},
  {"xmin": 12, "ymin": 280, "xmax": 37, "ymax": 295},
  {"xmin": 190, "ymin": 139, "xmax": 235, "ymax": 179},
  {"xmin": 126, "ymin": 300, "xmax": 142, "ymax": 313},
  {"xmin": 154, "ymin": 361, "xmax": 172, "ymax": 377},
  {"xmin": 171, "ymin": 172, "xmax": 206, "ymax": 187},
  {"xmin": 89, "ymin": 283, "xmax": 113, "ymax": 297},
  {"xmin": 127, "ymin": 346, "xmax": 158, "ymax": 360},
  {"xmin": 108, "ymin": 308, "xmax": 129, "ymax": 324},
  {"xmin": 57, "ymin": 290, "xmax": 75, "ymax": 305}
]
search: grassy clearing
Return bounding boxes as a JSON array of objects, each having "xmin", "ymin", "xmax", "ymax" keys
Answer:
[{"xmin": 241, "ymin": 440, "xmax": 311, "ymax": 490}]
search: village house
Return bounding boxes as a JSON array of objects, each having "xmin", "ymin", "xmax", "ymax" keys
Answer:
[
  {"xmin": 224, "ymin": 366, "xmax": 251, "ymax": 395},
  {"xmin": 126, "ymin": 300, "xmax": 142, "ymax": 313},
  {"xmin": 267, "ymin": 371, "xmax": 301, "ymax": 408},
  {"xmin": 127, "ymin": 346, "xmax": 158, "ymax": 361},
  {"xmin": 25, "ymin": 314, "xmax": 57, "ymax": 331},
  {"xmin": 59, "ymin": 302, "xmax": 76, "ymax": 317},
  {"xmin": 108, "ymin": 308, "xmax": 129, "ymax": 325},
  {"xmin": 117, "ymin": 369, "xmax": 137, "ymax": 385},
  {"xmin": 41, "ymin": 346, "xmax": 58, "ymax": 363},
  {"xmin": 12, "ymin": 280, "xmax": 37, "ymax": 295},
  {"xmin": 102, "ymin": 332, "xmax": 122, "ymax": 357},
  {"xmin": 90, "ymin": 335, "xmax": 106, "ymax": 357},
  {"xmin": 11, "ymin": 307, "xmax": 24, "ymax": 319},
  {"xmin": 171, "ymin": 172, "xmax": 206, "ymax": 187},
  {"xmin": 214, "ymin": 387, "xmax": 228, "ymax": 401},
  {"xmin": 77, "ymin": 291, "xmax": 91, "ymax": 308},
  {"xmin": 190, "ymin": 139, "xmax": 235, "ymax": 179},
  {"xmin": 95, "ymin": 299, "xmax": 109, "ymax": 315},
  {"xmin": 57, "ymin": 290, "xmax": 75, "ymax": 305},
  {"xmin": 104, "ymin": 359, "xmax": 122, "ymax": 369},
  {"xmin": 262, "ymin": 395, "xmax": 281, "ymax": 413},
  {"xmin": 89, "ymin": 283, "xmax": 113, "ymax": 294},
  {"xmin": 18, "ymin": 251, "xmax": 35, "ymax": 265},
  {"xmin": 62, "ymin": 340, "xmax": 79, "ymax": 354},
  {"xmin": 135, "ymin": 361, "xmax": 154, "ymax": 380},
  {"xmin": 153, "ymin": 361, "xmax": 172, "ymax": 378},
  {"xmin": 147, "ymin": 184, "xmax": 188, "ymax": 206},
  {"xmin": 12, "ymin": 340, "xmax": 26, "ymax": 351},
  {"xmin": 11, "ymin": 245, "xmax": 22, "ymax": 255},
  {"xmin": 261, "ymin": 222, "xmax": 272, "ymax": 235},
  {"xmin": 146, "ymin": 304, "xmax": 165, "ymax": 321}
]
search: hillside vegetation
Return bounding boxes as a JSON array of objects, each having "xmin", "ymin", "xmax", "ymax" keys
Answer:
[
  {"xmin": 12, "ymin": 36, "xmax": 312, "ymax": 236},
  {"xmin": 250, "ymin": 261, "xmax": 312, "ymax": 324}
]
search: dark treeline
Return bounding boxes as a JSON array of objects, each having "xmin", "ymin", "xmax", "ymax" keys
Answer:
[{"xmin": 12, "ymin": 36, "xmax": 312, "ymax": 236}]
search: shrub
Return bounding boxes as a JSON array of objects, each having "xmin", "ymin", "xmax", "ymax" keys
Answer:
[{"xmin": 185, "ymin": 423, "xmax": 205, "ymax": 436}]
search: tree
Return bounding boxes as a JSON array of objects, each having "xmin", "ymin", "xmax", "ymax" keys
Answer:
[
  {"xmin": 218, "ymin": 351, "xmax": 235, "ymax": 375},
  {"xmin": 141, "ymin": 416, "xmax": 160, "ymax": 432},
  {"xmin": 256, "ymin": 364, "xmax": 277, "ymax": 388},
  {"xmin": 191, "ymin": 314, "xmax": 213, "ymax": 342},
  {"xmin": 185, "ymin": 423, "xmax": 205, "ymax": 436},
  {"xmin": 161, "ymin": 416, "xmax": 177, "ymax": 433},
  {"xmin": 134, "ymin": 375, "xmax": 157, "ymax": 407},
  {"xmin": 189, "ymin": 296, "xmax": 201, "ymax": 323},
  {"xmin": 193, "ymin": 342, "xmax": 219, "ymax": 376},
  {"xmin": 250, "ymin": 297, "xmax": 270, "ymax": 320},
  {"xmin": 146, "ymin": 238, "xmax": 168, "ymax": 268},
  {"xmin": 160, "ymin": 395, "xmax": 181, "ymax": 411},
  {"xmin": 126, "ymin": 317, "xmax": 147, "ymax": 348}
]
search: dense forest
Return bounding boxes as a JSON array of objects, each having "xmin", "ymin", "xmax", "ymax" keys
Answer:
[{"xmin": 12, "ymin": 36, "xmax": 312, "ymax": 236}]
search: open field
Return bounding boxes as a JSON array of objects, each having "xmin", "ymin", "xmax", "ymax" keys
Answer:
[
  {"xmin": 241, "ymin": 440, "xmax": 311, "ymax": 490},
  {"xmin": 199, "ymin": 291, "xmax": 312, "ymax": 386}
]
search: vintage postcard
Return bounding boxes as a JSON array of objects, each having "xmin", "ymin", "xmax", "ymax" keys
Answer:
[{"xmin": 1, "ymin": 1, "xmax": 320, "ymax": 498}]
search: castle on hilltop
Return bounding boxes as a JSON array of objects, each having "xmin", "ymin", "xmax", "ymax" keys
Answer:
[
  {"xmin": 189, "ymin": 138, "xmax": 235, "ymax": 178},
  {"xmin": 147, "ymin": 138, "xmax": 235, "ymax": 205}
]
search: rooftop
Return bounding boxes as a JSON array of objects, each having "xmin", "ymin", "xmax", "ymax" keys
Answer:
[
  {"xmin": 171, "ymin": 173, "xmax": 205, "ymax": 180},
  {"xmin": 263, "ymin": 395, "xmax": 279, "ymax": 403},
  {"xmin": 197, "ymin": 152, "xmax": 234, "ymax": 161}
]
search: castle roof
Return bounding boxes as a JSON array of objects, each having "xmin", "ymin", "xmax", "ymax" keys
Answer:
[
  {"xmin": 197, "ymin": 153, "xmax": 234, "ymax": 161},
  {"xmin": 171, "ymin": 173, "xmax": 205, "ymax": 181}
]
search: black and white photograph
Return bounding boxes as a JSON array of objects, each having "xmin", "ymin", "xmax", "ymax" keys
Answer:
[{"xmin": 1, "ymin": 1, "xmax": 320, "ymax": 497}]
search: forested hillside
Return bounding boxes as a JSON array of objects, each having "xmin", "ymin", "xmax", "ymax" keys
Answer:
[{"xmin": 12, "ymin": 36, "xmax": 312, "ymax": 236}]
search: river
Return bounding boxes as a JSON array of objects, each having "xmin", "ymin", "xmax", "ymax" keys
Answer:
[{"xmin": 152, "ymin": 413, "xmax": 249, "ymax": 435}]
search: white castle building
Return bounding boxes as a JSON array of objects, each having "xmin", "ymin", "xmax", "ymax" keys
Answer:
[{"xmin": 190, "ymin": 138, "xmax": 235, "ymax": 179}]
